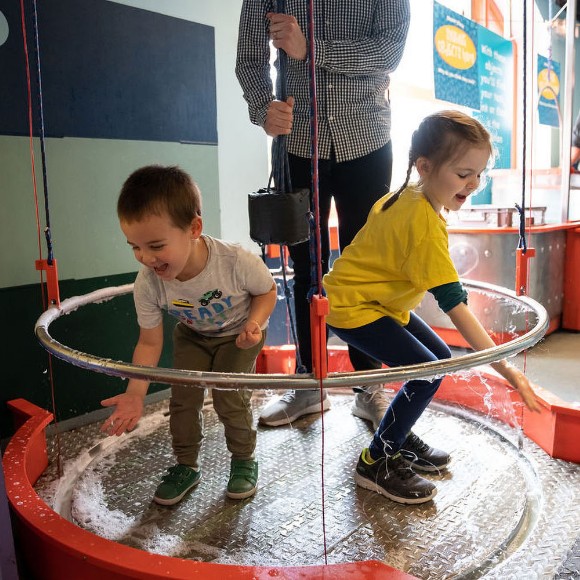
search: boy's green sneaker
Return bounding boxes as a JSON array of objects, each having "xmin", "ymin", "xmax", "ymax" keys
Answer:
[
  {"xmin": 153, "ymin": 464, "xmax": 201, "ymax": 506},
  {"xmin": 226, "ymin": 459, "xmax": 258, "ymax": 499}
]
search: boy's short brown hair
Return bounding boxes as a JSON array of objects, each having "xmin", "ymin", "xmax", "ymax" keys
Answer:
[{"xmin": 117, "ymin": 165, "xmax": 202, "ymax": 229}]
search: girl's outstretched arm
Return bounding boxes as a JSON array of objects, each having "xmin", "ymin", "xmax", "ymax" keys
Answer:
[{"xmin": 446, "ymin": 302, "xmax": 541, "ymax": 412}]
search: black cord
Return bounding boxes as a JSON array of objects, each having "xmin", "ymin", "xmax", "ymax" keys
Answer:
[
  {"xmin": 271, "ymin": 0, "xmax": 292, "ymax": 194},
  {"xmin": 515, "ymin": 203, "xmax": 527, "ymax": 252},
  {"xmin": 518, "ymin": 0, "xmax": 528, "ymax": 253},
  {"xmin": 31, "ymin": 0, "xmax": 55, "ymax": 264}
]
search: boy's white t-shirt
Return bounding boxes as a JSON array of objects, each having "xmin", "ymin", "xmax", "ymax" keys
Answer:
[{"xmin": 133, "ymin": 235, "xmax": 274, "ymax": 336}]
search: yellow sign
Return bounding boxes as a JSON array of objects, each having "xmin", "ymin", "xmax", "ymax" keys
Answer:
[
  {"xmin": 434, "ymin": 25, "xmax": 477, "ymax": 70},
  {"xmin": 537, "ymin": 67, "xmax": 560, "ymax": 100}
]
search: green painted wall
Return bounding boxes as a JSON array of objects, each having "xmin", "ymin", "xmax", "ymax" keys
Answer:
[
  {"xmin": 1, "ymin": 138, "xmax": 220, "ymax": 441},
  {"xmin": 1, "ymin": 273, "xmax": 177, "ymax": 438},
  {"xmin": 1, "ymin": 137, "xmax": 219, "ymax": 288},
  {"xmin": 1, "ymin": 140, "xmax": 219, "ymax": 439}
]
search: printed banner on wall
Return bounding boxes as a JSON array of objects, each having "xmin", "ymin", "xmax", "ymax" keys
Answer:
[
  {"xmin": 433, "ymin": 1, "xmax": 513, "ymax": 205},
  {"xmin": 433, "ymin": 2, "xmax": 480, "ymax": 109},
  {"xmin": 475, "ymin": 26, "xmax": 513, "ymax": 170},
  {"xmin": 537, "ymin": 55, "xmax": 561, "ymax": 127}
]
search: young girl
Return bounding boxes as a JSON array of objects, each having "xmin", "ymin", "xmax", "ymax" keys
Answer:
[{"xmin": 323, "ymin": 110, "xmax": 540, "ymax": 505}]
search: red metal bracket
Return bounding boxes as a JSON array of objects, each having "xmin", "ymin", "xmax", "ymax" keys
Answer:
[
  {"xmin": 35, "ymin": 258, "xmax": 61, "ymax": 307},
  {"xmin": 309, "ymin": 294, "xmax": 329, "ymax": 379},
  {"xmin": 515, "ymin": 247, "xmax": 535, "ymax": 296}
]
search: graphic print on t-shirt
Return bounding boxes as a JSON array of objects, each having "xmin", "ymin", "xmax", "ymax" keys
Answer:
[{"xmin": 169, "ymin": 288, "xmax": 231, "ymax": 328}]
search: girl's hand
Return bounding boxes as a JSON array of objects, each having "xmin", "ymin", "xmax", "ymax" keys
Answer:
[
  {"xmin": 236, "ymin": 320, "xmax": 262, "ymax": 349},
  {"xmin": 446, "ymin": 304, "xmax": 542, "ymax": 414},
  {"xmin": 500, "ymin": 365, "xmax": 541, "ymax": 413},
  {"xmin": 100, "ymin": 393, "xmax": 144, "ymax": 436}
]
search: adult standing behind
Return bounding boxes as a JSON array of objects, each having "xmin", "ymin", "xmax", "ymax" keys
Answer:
[
  {"xmin": 236, "ymin": 0, "xmax": 410, "ymax": 427},
  {"xmin": 236, "ymin": 0, "xmax": 410, "ymax": 428}
]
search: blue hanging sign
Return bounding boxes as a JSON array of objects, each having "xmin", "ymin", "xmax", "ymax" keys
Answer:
[
  {"xmin": 476, "ymin": 26, "xmax": 513, "ymax": 170},
  {"xmin": 537, "ymin": 55, "xmax": 561, "ymax": 127},
  {"xmin": 433, "ymin": 2, "xmax": 480, "ymax": 109},
  {"xmin": 433, "ymin": 2, "xmax": 514, "ymax": 206}
]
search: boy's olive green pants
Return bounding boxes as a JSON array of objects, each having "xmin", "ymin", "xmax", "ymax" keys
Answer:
[{"xmin": 170, "ymin": 322, "xmax": 265, "ymax": 469}]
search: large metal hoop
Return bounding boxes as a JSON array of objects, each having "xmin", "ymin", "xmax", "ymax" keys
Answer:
[{"xmin": 35, "ymin": 280, "xmax": 549, "ymax": 390}]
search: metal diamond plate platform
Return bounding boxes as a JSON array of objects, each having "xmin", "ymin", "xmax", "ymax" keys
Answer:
[{"xmin": 35, "ymin": 390, "xmax": 580, "ymax": 579}]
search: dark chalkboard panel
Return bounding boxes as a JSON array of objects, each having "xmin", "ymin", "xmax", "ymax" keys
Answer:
[{"xmin": 0, "ymin": 0, "xmax": 217, "ymax": 144}]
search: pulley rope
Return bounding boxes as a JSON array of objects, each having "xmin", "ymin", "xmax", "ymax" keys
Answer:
[
  {"xmin": 269, "ymin": 0, "xmax": 292, "ymax": 195},
  {"xmin": 515, "ymin": 0, "xmax": 534, "ymax": 388},
  {"xmin": 19, "ymin": 0, "xmax": 44, "ymax": 302},
  {"xmin": 19, "ymin": 0, "xmax": 62, "ymax": 474},
  {"xmin": 306, "ymin": 2, "xmax": 323, "ymax": 301},
  {"xmin": 517, "ymin": 0, "xmax": 528, "ymax": 254},
  {"xmin": 306, "ymin": 0, "xmax": 328, "ymax": 563},
  {"xmin": 269, "ymin": 0, "xmax": 307, "ymax": 375}
]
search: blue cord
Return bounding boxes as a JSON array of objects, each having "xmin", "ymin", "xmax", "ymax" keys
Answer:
[{"xmin": 270, "ymin": 0, "xmax": 306, "ymax": 373}]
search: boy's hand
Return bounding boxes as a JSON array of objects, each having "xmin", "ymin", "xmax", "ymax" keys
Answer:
[
  {"xmin": 100, "ymin": 393, "xmax": 144, "ymax": 436},
  {"xmin": 236, "ymin": 320, "xmax": 262, "ymax": 349}
]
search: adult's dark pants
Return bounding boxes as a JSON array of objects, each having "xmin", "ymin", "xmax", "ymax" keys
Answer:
[{"xmin": 287, "ymin": 141, "xmax": 393, "ymax": 375}]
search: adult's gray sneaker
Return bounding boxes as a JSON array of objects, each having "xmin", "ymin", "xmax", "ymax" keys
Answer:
[
  {"xmin": 351, "ymin": 385, "xmax": 391, "ymax": 430},
  {"xmin": 259, "ymin": 389, "xmax": 330, "ymax": 426}
]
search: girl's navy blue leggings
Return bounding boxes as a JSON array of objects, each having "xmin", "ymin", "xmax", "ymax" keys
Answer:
[{"xmin": 328, "ymin": 312, "xmax": 452, "ymax": 459}]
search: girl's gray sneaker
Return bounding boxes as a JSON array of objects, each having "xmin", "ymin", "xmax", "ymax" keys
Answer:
[
  {"xmin": 355, "ymin": 448, "xmax": 437, "ymax": 504},
  {"xmin": 400, "ymin": 432, "xmax": 450, "ymax": 472}
]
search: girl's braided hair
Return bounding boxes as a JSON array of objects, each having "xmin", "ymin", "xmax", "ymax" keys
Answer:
[{"xmin": 382, "ymin": 110, "xmax": 493, "ymax": 211}]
